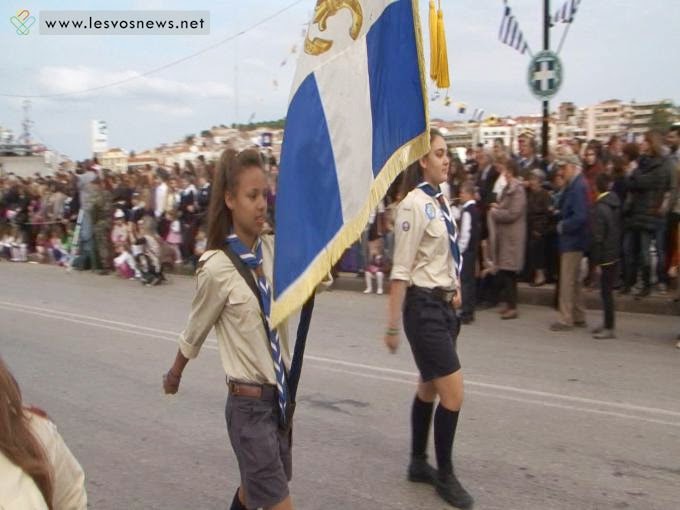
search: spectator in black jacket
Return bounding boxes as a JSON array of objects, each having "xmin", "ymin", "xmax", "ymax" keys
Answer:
[
  {"xmin": 627, "ymin": 130, "xmax": 673, "ymax": 298},
  {"xmin": 591, "ymin": 173, "xmax": 621, "ymax": 339},
  {"xmin": 457, "ymin": 181, "xmax": 480, "ymax": 324},
  {"xmin": 526, "ymin": 169, "xmax": 552, "ymax": 286},
  {"xmin": 475, "ymin": 147, "xmax": 499, "ymax": 308},
  {"xmin": 178, "ymin": 172, "xmax": 197, "ymax": 261}
]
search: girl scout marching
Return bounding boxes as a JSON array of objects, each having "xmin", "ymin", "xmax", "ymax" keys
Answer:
[
  {"xmin": 384, "ymin": 130, "xmax": 474, "ymax": 509},
  {"xmin": 163, "ymin": 149, "xmax": 295, "ymax": 510}
]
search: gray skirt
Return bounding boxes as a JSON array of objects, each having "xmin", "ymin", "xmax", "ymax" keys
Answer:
[{"xmin": 225, "ymin": 390, "xmax": 292, "ymax": 509}]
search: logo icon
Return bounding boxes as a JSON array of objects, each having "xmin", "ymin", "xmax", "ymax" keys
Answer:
[
  {"xmin": 10, "ymin": 9, "xmax": 36, "ymax": 35},
  {"xmin": 304, "ymin": 0, "xmax": 363, "ymax": 56}
]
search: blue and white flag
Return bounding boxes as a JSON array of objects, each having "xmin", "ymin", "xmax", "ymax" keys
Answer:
[
  {"xmin": 499, "ymin": 0, "xmax": 529, "ymax": 55},
  {"xmin": 552, "ymin": 0, "xmax": 581, "ymax": 24},
  {"xmin": 272, "ymin": 0, "xmax": 429, "ymax": 326}
]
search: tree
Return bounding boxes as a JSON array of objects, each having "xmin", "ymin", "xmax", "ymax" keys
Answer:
[
  {"xmin": 185, "ymin": 134, "xmax": 195, "ymax": 145},
  {"xmin": 200, "ymin": 130, "xmax": 212, "ymax": 138},
  {"xmin": 649, "ymin": 103, "xmax": 674, "ymax": 132}
]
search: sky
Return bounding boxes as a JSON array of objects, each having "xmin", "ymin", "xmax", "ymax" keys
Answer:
[{"xmin": 1, "ymin": 0, "xmax": 678, "ymax": 160}]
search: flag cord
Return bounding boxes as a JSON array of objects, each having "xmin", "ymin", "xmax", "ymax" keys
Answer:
[{"xmin": 556, "ymin": 21, "xmax": 571, "ymax": 54}]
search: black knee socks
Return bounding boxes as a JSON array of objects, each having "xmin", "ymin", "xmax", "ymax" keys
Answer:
[
  {"xmin": 411, "ymin": 395, "xmax": 434, "ymax": 458},
  {"xmin": 434, "ymin": 404, "xmax": 460, "ymax": 475},
  {"xmin": 230, "ymin": 488, "xmax": 247, "ymax": 510}
]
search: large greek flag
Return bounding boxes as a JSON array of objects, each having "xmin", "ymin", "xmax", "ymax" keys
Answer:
[{"xmin": 271, "ymin": 0, "xmax": 429, "ymax": 326}]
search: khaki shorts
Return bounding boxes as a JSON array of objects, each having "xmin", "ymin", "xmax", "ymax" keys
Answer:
[{"xmin": 226, "ymin": 391, "xmax": 292, "ymax": 509}]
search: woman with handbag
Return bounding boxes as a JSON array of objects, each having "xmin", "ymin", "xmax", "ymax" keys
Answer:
[
  {"xmin": 163, "ymin": 149, "xmax": 294, "ymax": 510},
  {"xmin": 383, "ymin": 130, "xmax": 473, "ymax": 509},
  {"xmin": 488, "ymin": 155, "xmax": 528, "ymax": 320}
]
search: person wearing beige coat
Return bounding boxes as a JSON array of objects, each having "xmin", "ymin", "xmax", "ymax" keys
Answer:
[{"xmin": 489, "ymin": 155, "xmax": 527, "ymax": 319}]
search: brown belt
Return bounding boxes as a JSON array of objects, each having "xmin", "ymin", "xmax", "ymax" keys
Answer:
[{"xmin": 226, "ymin": 378, "xmax": 277, "ymax": 400}]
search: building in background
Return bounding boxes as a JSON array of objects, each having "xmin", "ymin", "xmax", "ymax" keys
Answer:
[
  {"xmin": 100, "ymin": 148, "xmax": 129, "ymax": 173},
  {"xmin": 91, "ymin": 120, "xmax": 108, "ymax": 157}
]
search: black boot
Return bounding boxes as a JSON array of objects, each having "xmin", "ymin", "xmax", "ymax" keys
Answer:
[
  {"xmin": 407, "ymin": 454, "xmax": 437, "ymax": 485},
  {"xmin": 408, "ymin": 396, "xmax": 435, "ymax": 484},
  {"xmin": 433, "ymin": 405, "xmax": 473, "ymax": 508},
  {"xmin": 436, "ymin": 470, "xmax": 474, "ymax": 509}
]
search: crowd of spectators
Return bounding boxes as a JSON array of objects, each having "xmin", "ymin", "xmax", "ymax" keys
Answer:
[
  {"xmin": 0, "ymin": 152, "xmax": 279, "ymax": 286},
  {"xmin": 349, "ymin": 126, "xmax": 680, "ymax": 343},
  {"xmin": 3, "ymin": 127, "xmax": 679, "ymax": 340}
]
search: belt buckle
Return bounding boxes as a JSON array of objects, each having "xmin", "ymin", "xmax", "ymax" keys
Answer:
[{"xmin": 228, "ymin": 381, "xmax": 239, "ymax": 395}]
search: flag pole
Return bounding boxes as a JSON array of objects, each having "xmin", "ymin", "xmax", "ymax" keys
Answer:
[
  {"xmin": 288, "ymin": 295, "xmax": 315, "ymax": 401},
  {"xmin": 541, "ymin": 0, "xmax": 550, "ymax": 164}
]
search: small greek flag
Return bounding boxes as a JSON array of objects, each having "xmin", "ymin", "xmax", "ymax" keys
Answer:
[
  {"xmin": 499, "ymin": 0, "xmax": 529, "ymax": 55},
  {"xmin": 552, "ymin": 0, "xmax": 582, "ymax": 24},
  {"xmin": 271, "ymin": 0, "xmax": 429, "ymax": 326}
]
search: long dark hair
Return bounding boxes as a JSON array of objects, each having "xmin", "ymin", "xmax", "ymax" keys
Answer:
[
  {"xmin": 400, "ymin": 129, "xmax": 445, "ymax": 196},
  {"xmin": 206, "ymin": 148, "xmax": 264, "ymax": 250},
  {"xmin": 0, "ymin": 356, "xmax": 54, "ymax": 509}
]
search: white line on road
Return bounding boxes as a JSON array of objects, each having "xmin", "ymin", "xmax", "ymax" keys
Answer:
[
  {"xmin": 311, "ymin": 365, "xmax": 680, "ymax": 428},
  {"xmin": 305, "ymin": 355, "xmax": 680, "ymax": 418},
  {"xmin": 0, "ymin": 300, "xmax": 179, "ymax": 335},
  {"xmin": 2, "ymin": 301, "xmax": 679, "ymax": 427}
]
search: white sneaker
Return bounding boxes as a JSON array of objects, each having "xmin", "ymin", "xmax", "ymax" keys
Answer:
[{"xmin": 363, "ymin": 288, "xmax": 372, "ymax": 294}]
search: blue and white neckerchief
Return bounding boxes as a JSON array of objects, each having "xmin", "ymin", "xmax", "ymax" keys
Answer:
[
  {"xmin": 417, "ymin": 182, "xmax": 463, "ymax": 277},
  {"xmin": 225, "ymin": 234, "xmax": 288, "ymax": 426}
]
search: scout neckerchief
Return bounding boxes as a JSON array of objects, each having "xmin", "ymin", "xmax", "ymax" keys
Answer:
[
  {"xmin": 417, "ymin": 182, "xmax": 462, "ymax": 276},
  {"xmin": 225, "ymin": 233, "xmax": 288, "ymax": 427}
]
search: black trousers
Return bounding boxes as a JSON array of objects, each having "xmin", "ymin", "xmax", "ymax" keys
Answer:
[
  {"xmin": 527, "ymin": 235, "xmax": 546, "ymax": 273},
  {"xmin": 499, "ymin": 270, "xmax": 518, "ymax": 309},
  {"xmin": 460, "ymin": 251, "xmax": 477, "ymax": 320},
  {"xmin": 600, "ymin": 263, "xmax": 617, "ymax": 330}
]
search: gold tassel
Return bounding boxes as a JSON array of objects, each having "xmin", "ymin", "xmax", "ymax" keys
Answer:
[
  {"xmin": 436, "ymin": 2, "xmax": 450, "ymax": 89},
  {"xmin": 429, "ymin": 0, "xmax": 438, "ymax": 82}
]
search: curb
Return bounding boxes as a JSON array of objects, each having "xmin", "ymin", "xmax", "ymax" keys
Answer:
[{"xmin": 325, "ymin": 273, "xmax": 680, "ymax": 317}]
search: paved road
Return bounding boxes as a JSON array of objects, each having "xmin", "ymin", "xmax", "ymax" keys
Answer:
[{"xmin": 1, "ymin": 263, "xmax": 679, "ymax": 510}]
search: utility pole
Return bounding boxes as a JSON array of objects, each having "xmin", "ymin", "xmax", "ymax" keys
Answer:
[{"xmin": 541, "ymin": 0, "xmax": 550, "ymax": 163}]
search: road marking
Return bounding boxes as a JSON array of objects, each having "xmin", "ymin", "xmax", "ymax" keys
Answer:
[
  {"xmin": 2, "ymin": 301, "xmax": 679, "ymax": 426},
  {"xmin": 310, "ymin": 366, "xmax": 680, "ymax": 428},
  {"xmin": 0, "ymin": 300, "xmax": 179, "ymax": 335},
  {"xmin": 306, "ymin": 355, "xmax": 680, "ymax": 418}
]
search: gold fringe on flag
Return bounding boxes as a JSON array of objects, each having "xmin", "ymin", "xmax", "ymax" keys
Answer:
[
  {"xmin": 428, "ymin": 0, "xmax": 438, "ymax": 81},
  {"xmin": 435, "ymin": 1, "xmax": 450, "ymax": 89}
]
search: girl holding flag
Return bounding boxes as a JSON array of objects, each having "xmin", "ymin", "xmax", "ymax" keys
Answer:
[
  {"xmin": 384, "ymin": 130, "xmax": 474, "ymax": 509},
  {"xmin": 163, "ymin": 149, "xmax": 294, "ymax": 510}
]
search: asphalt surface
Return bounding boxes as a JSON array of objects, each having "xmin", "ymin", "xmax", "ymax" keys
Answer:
[{"xmin": 1, "ymin": 262, "xmax": 679, "ymax": 510}]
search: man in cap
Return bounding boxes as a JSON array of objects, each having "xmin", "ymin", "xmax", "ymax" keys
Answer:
[{"xmin": 550, "ymin": 153, "xmax": 590, "ymax": 331}]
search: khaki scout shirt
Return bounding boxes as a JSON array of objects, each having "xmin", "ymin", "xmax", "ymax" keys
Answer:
[
  {"xmin": 178, "ymin": 235, "xmax": 290, "ymax": 385},
  {"xmin": 391, "ymin": 187, "xmax": 459, "ymax": 290}
]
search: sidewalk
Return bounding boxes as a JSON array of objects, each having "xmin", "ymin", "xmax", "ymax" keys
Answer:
[{"xmin": 327, "ymin": 272, "xmax": 680, "ymax": 316}]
